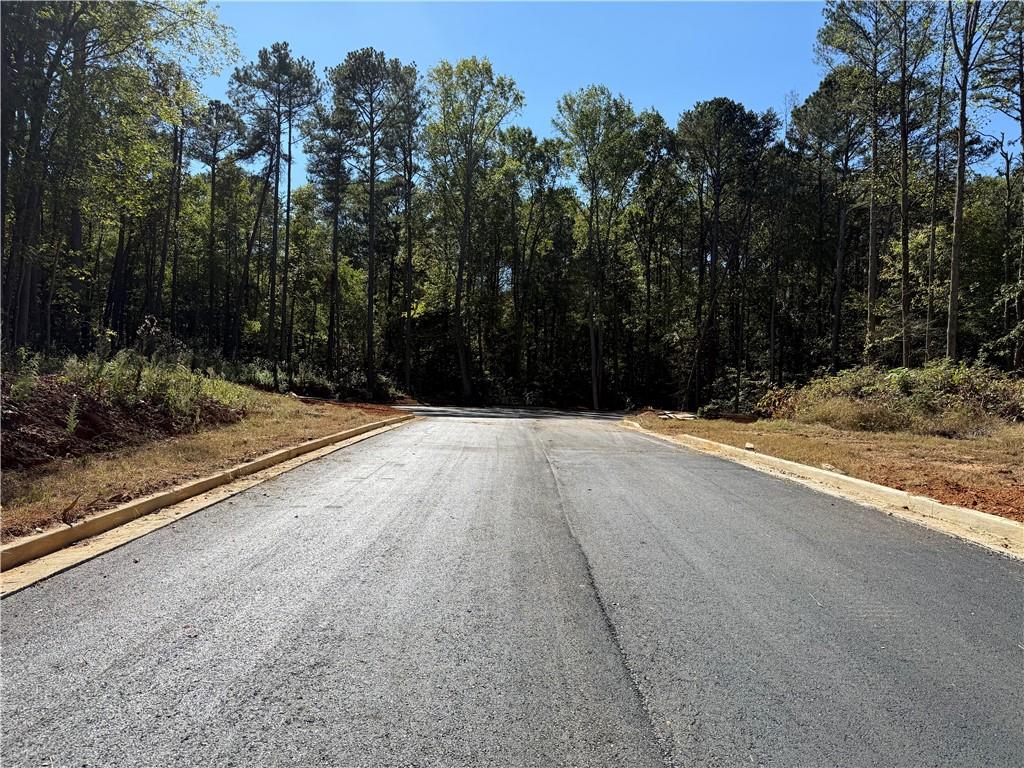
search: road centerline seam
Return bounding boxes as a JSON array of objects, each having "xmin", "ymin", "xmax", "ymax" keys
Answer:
[{"xmin": 536, "ymin": 432, "xmax": 679, "ymax": 768}]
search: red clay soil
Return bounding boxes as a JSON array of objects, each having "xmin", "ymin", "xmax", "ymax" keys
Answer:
[
  {"xmin": 1, "ymin": 375, "xmax": 241, "ymax": 470},
  {"xmin": 871, "ymin": 465, "xmax": 1024, "ymax": 523}
]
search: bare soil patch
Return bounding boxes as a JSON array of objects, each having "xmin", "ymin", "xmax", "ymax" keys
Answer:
[{"xmin": 634, "ymin": 411, "xmax": 1024, "ymax": 523}]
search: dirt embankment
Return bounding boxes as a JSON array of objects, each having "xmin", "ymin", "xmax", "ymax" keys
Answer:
[
  {"xmin": 2, "ymin": 376, "xmax": 242, "ymax": 470},
  {"xmin": 1, "ymin": 378, "xmax": 397, "ymax": 541}
]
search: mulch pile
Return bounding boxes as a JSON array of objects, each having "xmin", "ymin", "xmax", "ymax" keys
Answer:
[{"xmin": 1, "ymin": 375, "xmax": 242, "ymax": 471}]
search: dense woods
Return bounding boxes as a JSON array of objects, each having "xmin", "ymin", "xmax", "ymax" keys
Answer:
[{"xmin": 3, "ymin": 1, "xmax": 1022, "ymax": 409}]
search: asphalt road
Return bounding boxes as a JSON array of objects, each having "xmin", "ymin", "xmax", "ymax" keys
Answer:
[{"xmin": 3, "ymin": 408, "xmax": 1022, "ymax": 767}]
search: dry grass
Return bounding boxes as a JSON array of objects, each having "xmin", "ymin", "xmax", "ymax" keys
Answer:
[
  {"xmin": 634, "ymin": 412, "xmax": 1024, "ymax": 523},
  {"xmin": 1, "ymin": 393, "xmax": 397, "ymax": 541}
]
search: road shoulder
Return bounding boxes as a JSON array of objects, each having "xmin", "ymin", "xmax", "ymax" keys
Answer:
[
  {"xmin": 0, "ymin": 417, "xmax": 415, "ymax": 596},
  {"xmin": 623, "ymin": 418, "xmax": 1023, "ymax": 560}
]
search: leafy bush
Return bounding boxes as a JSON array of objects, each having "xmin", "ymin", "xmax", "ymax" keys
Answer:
[
  {"xmin": 787, "ymin": 362, "xmax": 1023, "ymax": 437},
  {"xmin": 700, "ymin": 368, "xmax": 775, "ymax": 416},
  {"xmin": 225, "ymin": 358, "xmax": 279, "ymax": 391},
  {"xmin": 289, "ymin": 362, "xmax": 336, "ymax": 398},
  {"xmin": 61, "ymin": 349, "xmax": 250, "ymax": 431},
  {"xmin": 696, "ymin": 403, "xmax": 721, "ymax": 419},
  {"xmin": 6, "ymin": 349, "xmax": 41, "ymax": 403},
  {"xmin": 64, "ymin": 395, "xmax": 80, "ymax": 436},
  {"xmin": 755, "ymin": 386, "xmax": 796, "ymax": 419}
]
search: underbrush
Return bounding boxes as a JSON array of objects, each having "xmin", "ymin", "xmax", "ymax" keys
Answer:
[
  {"xmin": 2, "ymin": 347, "xmax": 258, "ymax": 469},
  {"xmin": 758, "ymin": 362, "xmax": 1024, "ymax": 438},
  {"xmin": 218, "ymin": 358, "xmax": 405, "ymax": 402},
  {"xmin": 61, "ymin": 350, "xmax": 260, "ymax": 425}
]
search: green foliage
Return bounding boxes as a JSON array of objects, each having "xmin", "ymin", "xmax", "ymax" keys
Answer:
[
  {"xmin": 788, "ymin": 363, "xmax": 1024, "ymax": 437},
  {"xmin": 6, "ymin": 349, "xmax": 42, "ymax": 403},
  {"xmin": 62, "ymin": 350, "xmax": 253, "ymax": 431},
  {"xmin": 3, "ymin": 3, "xmax": 1022, "ymax": 414},
  {"xmin": 756, "ymin": 386, "xmax": 797, "ymax": 419},
  {"xmin": 64, "ymin": 395, "xmax": 81, "ymax": 436}
]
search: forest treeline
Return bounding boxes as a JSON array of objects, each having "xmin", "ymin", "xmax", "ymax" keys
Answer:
[{"xmin": 3, "ymin": 1, "xmax": 1022, "ymax": 409}]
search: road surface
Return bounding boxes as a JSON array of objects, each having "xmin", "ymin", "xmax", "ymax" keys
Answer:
[{"xmin": 3, "ymin": 408, "xmax": 1022, "ymax": 767}]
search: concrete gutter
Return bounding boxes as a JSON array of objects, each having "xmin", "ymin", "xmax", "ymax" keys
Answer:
[
  {"xmin": 623, "ymin": 419, "xmax": 1024, "ymax": 560},
  {"xmin": 1, "ymin": 414, "xmax": 415, "ymax": 577}
]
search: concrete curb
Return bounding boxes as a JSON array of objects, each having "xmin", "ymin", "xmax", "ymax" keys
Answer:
[
  {"xmin": 1, "ymin": 414, "xmax": 414, "ymax": 573},
  {"xmin": 623, "ymin": 419, "xmax": 1024, "ymax": 559}
]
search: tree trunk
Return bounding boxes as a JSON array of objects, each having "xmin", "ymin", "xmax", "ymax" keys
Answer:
[
  {"xmin": 402, "ymin": 150, "xmax": 414, "ymax": 392},
  {"xmin": 947, "ymin": 4, "xmax": 975, "ymax": 361},
  {"xmin": 267, "ymin": 110, "xmax": 282, "ymax": 389},
  {"xmin": 1016, "ymin": 26, "xmax": 1024, "ymax": 369},
  {"xmin": 170, "ymin": 119, "xmax": 185, "ymax": 337},
  {"xmin": 830, "ymin": 200, "xmax": 849, "ymax": 372},
  {"xmin": 280, "ymin": 109, "xmax": 294, "ymax": 363},
  {"xmin": 865, "ymin": 48, "xmax": 881, "ymax": 357},
  {"xmin": 327, "ymin": 185, "xmax": 341, "ymax": 376},
  {"xmin": 454, "ymin": 171, "xmax": 474, "ymax": 402},
  {"xmin": 233, "ymin": 154, "xmax": 273, "ymax": 358},
  {"xmin": 366, "ymin": 140, "xmax": 379, "ymax": 395},
  {"xmin": 156, "ymin": 125, "xmax": 180, "ymax": 323},
  {"xmin": 926, "ymin": 26, "xmax": 948, "ymax": 362},
  {"xmin": 898, "ymin": 6, "xmax": 912, "ymax": 367},
  {"xmin": 207, "ymin": 152, "xmax": 218, "ymax": 346}
]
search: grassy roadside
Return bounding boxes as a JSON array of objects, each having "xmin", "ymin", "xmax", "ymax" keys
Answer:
[
  {"xmin": 632, "ymin": 411, "xmax": 1024, "ymax": 523},
  {"xmin": 1, "ymin": 393, "xmax": 396, "ymax": 542}
]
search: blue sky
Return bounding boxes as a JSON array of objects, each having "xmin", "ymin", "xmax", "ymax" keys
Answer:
[
  {"xmin": 203, "ymin": 1, "xmax": 1014, "ymax": 175},
  {"xmin": 205, "ymin": 2, "xmax": 826, "ymax": 134}
]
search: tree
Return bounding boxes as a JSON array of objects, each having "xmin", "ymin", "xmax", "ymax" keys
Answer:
[
  {"xmin": 1, "ymin": 0, "xmax": 232, "ymax": 350},
  {"xmin": 5, "ymin": 10, "xmax": 1022, "ymax": 411},
  {"xmin": 426, "ymin": 57, "xmax": 523, "ymax": 400},
  {"xmin": 946, "ymin": 0, "xmax": 1006, "ymax": 360},
  {"xmin": 978, "ymin": 2, "xmax": 1024, "ymax": 367},
  {"xmin": 231, "ymin": 43, "xmax": 294, "ymax": 377},
  {"xmin": 925, "ymin": 16, "xmax": 951, "ymax": 362},
  {"xmin": 191, "ymin": 99, "xmax": 244, "ymax": 344},
  {"xmin": 306, "ymin": 102, "xmax": 352, "ymax": 377},
  {"xmin": 330, "ymin": 48, "xmax": 401, "ymax": 395},
  {"xmin": 677, "ymin": 98, "xmax": 775, "ymax": 407},
  {"xmin": 790, "ymin": 71, "xmax": 867, "ymax": 371},
  {"xmin": 391, "ymin": 63, "xmax": 425, "ymax": 392},
  {"xmin": 883, "ymin": 0, "xmax": 936, "ymax": 366},
  {"xmin": 818, "ymin": 0, "xmax": 895, "ymax": 356},
  {"xmin": 277, "ymin": 52, "xmax": 318, "ymax": 381},
  {"xmin": 555, "ymin": 86, "xmax": 638, "ymax": 409}
]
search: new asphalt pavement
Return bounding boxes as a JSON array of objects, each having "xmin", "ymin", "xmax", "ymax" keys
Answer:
[{"xmin": 3, "ymin": 407, "xmax": 1021, "ymax": 767}]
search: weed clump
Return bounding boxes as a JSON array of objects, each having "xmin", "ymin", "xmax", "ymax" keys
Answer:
[
  {"xmin": 2, "ymin": 329, "xmax": 256, "ymax": 469},
  {"xmin": 760, "ymin": 362, "xmax": 1024, "ymax": 437}
]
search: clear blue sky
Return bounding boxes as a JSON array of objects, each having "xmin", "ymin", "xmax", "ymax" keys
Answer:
[
  {"xmin": 204, "ymin": 2, "xmax": 825, "ymax": 139},
  {"xmin": 203, "ymin": 1, "xmax": 1014, "ymax": 175}
]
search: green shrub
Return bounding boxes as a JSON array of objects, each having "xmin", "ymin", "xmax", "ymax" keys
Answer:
[
  {"xmin": 164, "ymin": 369, "xmax": 203, "ymax": 429},
  {"xmin": 201, "ymin": 375, "xmax": 261, "ymax": 413},
  {"xmin": 225, "ymin": 359, "xmax": 279, "ymax": 392},
  {"xmin": 755, "ymin": 386, "xmax": 796, "ymax": 419},
  {"xmin": 65, "ymin": 395, "xmax": 81, "ymax": 435},
  {"xmin": 788, "ymin": 361, "xmax": 1023, "ymax": 436},
  {"xmin": 6, "ymin": 349, "xmax": 41, "ymax": 402},
  {"xmin": 60, "ymin": 349, "xmax": 252, "ymax": 432}
]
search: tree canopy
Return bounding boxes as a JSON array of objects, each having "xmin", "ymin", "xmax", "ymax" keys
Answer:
[{"xmin": 3, "ymin": 0, "xmax": 1021, "ymax": 408}]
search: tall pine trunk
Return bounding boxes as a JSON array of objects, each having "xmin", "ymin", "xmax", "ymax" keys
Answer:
[{"xmin": 926, "ymin": 26, "xmax": 948, "ymax": 362}]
